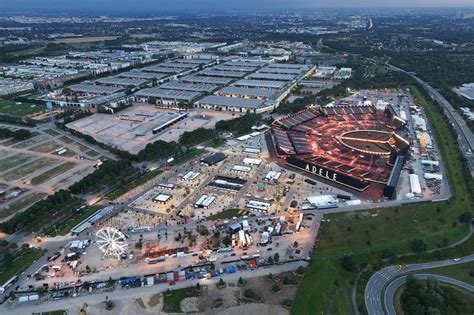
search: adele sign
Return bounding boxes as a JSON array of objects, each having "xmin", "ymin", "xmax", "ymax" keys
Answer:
[{"xmin": 286, "ymin": 156, "xmax": 369, "ymax": 191}]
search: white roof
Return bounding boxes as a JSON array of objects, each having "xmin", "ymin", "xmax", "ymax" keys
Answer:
[
  {"xmin": 243, "ymin": 158, "xmax": 262, "ymax": 165},
  {"xmin": 409, "ymin": 174, "xmax": 422, "ymax": 195},
  {"xmin": 232, "ymin": 165, "xmax": 251, "ymax": 172},
  {"xmin": 154, "ymin": 193, "xmax": 171, "ymax": 202},
  {"xmin": 306, "ymin": 195, "xmax": 337, "ymax": 207},
  {"xmin": 183, "ymin": 171, "xmax": 200, "ymax": 180}
]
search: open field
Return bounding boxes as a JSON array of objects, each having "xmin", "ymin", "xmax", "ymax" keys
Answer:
[
  {"xmin": 292, "ymin": 85, "xmax": 474, "ymax": 315},
  {"xmin": 429, "ymin": 262, "xmax": 474, "ymax": 285},
  {"xmin": 30, "ymin": 140, "xmax": 62, "ymax": 153},
  {"xmin": 58, "ymin": 135, "xmax": 74, "ymax": 144},
  {"xmin": 54, "ymin": 36, "xmax": 119, "ymax": 43},
  {"xmin": 0, "ymin": 192, "xmax": 47, "ymax": 221},
  {"xmin": 12, "ymin": 134, "xmax": 48, "ymax": 149},
  {"xmin": 0, "ymin": 99, "xmax": 45, "ymax": 117},
  {"xmin": 2, "ymin": 157, "xmax": 59, "ymax": 182},
  {"xmin": 44, "ymin": 129, "xmax": 60, "ymax": 136},
  {"xmin": 30, "ymin": 162, "xmax": 77, "ymax": 185},
  {"xmin": 0, "ymin": 153, "xmax": 35, "ymax": 173}
]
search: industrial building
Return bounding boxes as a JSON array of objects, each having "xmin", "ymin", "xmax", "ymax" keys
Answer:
[
  {"xmin": 135, "ymin": 87, "xmax": 201, "ymax": 106},
  {"xmin": 195, "ymin": 95, "xmax": 264, "ymax": 113},
  {"xmin": 69, "ymin": 83, "xmax": 124, "ymax": 96},
  {"xmin": 216, "ymin": 87, "xmax": 275, "ymax": 99},
  {"xmin": 201, "ymin": 152, "xmax": 227, "ymax": 166},
  {"xmin": 194, "ymin": 195, "xmax": 216, "ymax": 209},
  {"xmin": 232, "ymin": 79, "xmax": 287, "ymax": 90}
]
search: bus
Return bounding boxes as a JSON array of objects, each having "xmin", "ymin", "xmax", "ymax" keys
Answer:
[{"xmin": 0, "ymin": 276, "xmax": 19, "ymax": 294}]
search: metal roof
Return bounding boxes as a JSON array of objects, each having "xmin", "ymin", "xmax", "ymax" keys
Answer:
[
  {"xmin": 160, "ymin": 81, "xmax": 217, "ymax": 93},
  {"xmin": 135, "ymin": 87, "xmax": 201, "ymax": 100},
  {"xmin": 217, "ymin": 86, "xmax": 275, "ymax": 98},
  {"xmin": 182, "ymin": 75, "xmax": 233, "ymax": 85},
  {"xmin": 247, "ymin": 72, "xmax": 296, "ymax": 81},
  {"xmin": 95, "ymin": 77, "xmax": 146, "ymax": 87},
  {"xmin": 70, "ymin": 83, "xmax": 123, "ymax": 95},
  {"xmin": 197, "ymin": 95, "xmax": 264, "ymax": 109},
  {"xmin": 232, "ymin": 79, "xmax": 286, "ymax": 89}
]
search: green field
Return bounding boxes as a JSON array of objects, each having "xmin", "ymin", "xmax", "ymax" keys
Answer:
[
  {"xmin": 58, "ymin": 135, "xmax": 74, "ymax": 144},
  {"xmin": 85, "ymin": 149, "xmax": 100, "ymax": 157},
  {"xmin": 291, "ymin": 85, "xmax": 474, "ymax": 315},
  {"xmin": 30, "ymin": 162, "xmax": 76, "ymax": 185},
  {"xmin": 0, "ymin": 99, "xmax": 44, "ymax": 117},
  {"xmin": 3, "ymin": 158, "xmax": 59, "ymax": 181},
  {"xmin": 429, "ymin": 262, "xmax": 474, "ymax": 285},
  {"xmin": 0, "ymin": 247, "xmax": 43, "ymax": 284},
  {"xmin": 0, "ymin": 153, "xmax": 35, "ymax": 173},
  {"xmin": 163, "ymin": 287, "xmax": 201, "ymax": 313}
]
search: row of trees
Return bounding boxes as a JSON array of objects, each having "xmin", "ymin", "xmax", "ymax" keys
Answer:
[
  {"xmin": 0, "ymin": 127, "xmax": 32, "ymax": 140},
  {"xmin": 0, "ymin": 190, "xmax": 79, "ymax": 233},
  {"xmin": 215, "ymin": 113, "xmax": 262, "ymax": 136},
  {"xmin": 69, "ymin": 159, "xmax": 138, "ymax": 195}
]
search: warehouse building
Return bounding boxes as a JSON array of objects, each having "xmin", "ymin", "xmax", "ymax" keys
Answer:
[
  {"xmin": 95, "ymin": 76, "xmax": 147, "ymax": 87},
  {"xmin": 181, "ymin": 75, "xmax": 233, "ymax": 86},
  {"xmin": 201, "ymin": 152, "xmax": 227, "ymax": 166},
  {"xmin": 232, "ymin": 79, "xmax": 287, "ymax": 90},
  {"xmin": 135, "ymin": 87, "xmax": 201, "ymax": 106},
  {"xmin": 159, "ymin": 81, "xmax": 217, "ymax": 93},
  {"xmin": 208, "ymin": 176, "xmax": 246, "ymax": 191},
  {"xmin": 231, "ymin": 165, "xmax": 252, "ymax": 173},
  {"xmin": 69, "ymin": 83, "xmax": 123, "ymax": 96},
  {"xmin": 183, "ymin": 171, "xmax": 201, "ymax": 181},
  {"xmin": 195, "ymin": 95, "xmax": 264, "ymax": 113},
  {"xmin": 216, "ymin": 86, "xmax": 275, "ymax": 99},
  {"xmin": 247, "ymin": 72, "xmax": 296, "ymax": 81},
  {"xmin": 153, "ymin": 193, "xmax": 172, "ymax": 204},
  {"xmin": 194, "ymin": 195, "xmax": 217, "ymax": 209},
  {"xmin": 199, "ymin": 69, "xmax": 246, "ymax": 78},
  {"xmin": 119, "ymin": 70, "xmax": 167, "ymax": 80}
]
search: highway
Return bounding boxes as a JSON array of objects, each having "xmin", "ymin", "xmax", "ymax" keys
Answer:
[
  {"xmin": 384, "ymin": 273, "xmax": 474, "ymax": 315},
  {"xmin": 386, "ymin": 63, "xmax": 474, "ymax": 176},
  {"xmin": 365, "ymin": 254, "xmax": 474, "ymax": 315}
]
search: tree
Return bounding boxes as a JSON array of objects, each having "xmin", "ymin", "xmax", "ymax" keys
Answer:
[
  {"xmin": 273, "ymin": 253, "xmax": 280, "ymax": 263},
  {"xmin": 410, "ymin": 239, "xmax": 428, "ymax": 253},
  {"xmin": 341, "ymin": 255, "xmax": 357, "ymax": 272},
  {"xmin": 293, "ymin": 241, "xmax": 299, "ymax": 248},
  {"xmin": 148, "ymin": 96, "xmax": 157, "ymax": 104},
  {"xmin": 222, "ymin": 235, "xmax": 232, "ymax": 247},
  {"xmin": 458, "ymin": 212, "xmax": 472, "ymax": 223},
  {"xmin": 267, "ymin": 256, "xmax": 274, "ymax": 264},
  {"xmin": 210, "ymin": 262, "xmax": 215, "ymax": 271},
  {"xmin": 238, "ymin": 277, "xmax": 244, "ymax": 286},
  {"xmin": 195, "ymin": 282, "xmax": 201, "ymax": 291},
  {"xmin": 218, "ymin": 278, "xmax": 225, "ymax": 287}
]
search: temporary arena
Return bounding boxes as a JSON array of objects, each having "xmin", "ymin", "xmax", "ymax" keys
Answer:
[{"xmin": 271, "ymin": 104, "xmax": 410, "ymax": 199}]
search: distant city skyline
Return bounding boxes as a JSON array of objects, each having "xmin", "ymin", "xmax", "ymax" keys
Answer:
[{"xmin": 3, "ymin": 0, "xmax": 473, "ymax": 14}]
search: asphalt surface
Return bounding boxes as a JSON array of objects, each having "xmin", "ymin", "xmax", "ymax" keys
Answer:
[
  {"xmin": 365, "ymin": 254, "xmax": 474, "ymax": 315},
  {"xmin": 384, "ymin": 273, "xmax": 474, "ymax": 315}
]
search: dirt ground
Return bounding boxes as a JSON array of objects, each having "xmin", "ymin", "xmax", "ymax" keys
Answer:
[{"xmin": 72, "ymin": 272, "xmax": 296, "ymax": 315}]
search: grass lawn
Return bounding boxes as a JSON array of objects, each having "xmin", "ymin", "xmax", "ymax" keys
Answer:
[
  {"xmin": 429, "ymin": 262, "xmax": 474, "ymax": 285},
  {"xmin": 163, "ymin": 287, "xmax": 200, "ymax": 313},
  {"xmin": 30, "ymin": 162, "xmax": 76, "ymax": 185},
  {"xmin": 291, "ymin": 84, "xmax": 474, "ymax": 315},
  {"xmin": 50, "ymin": 205, "xmax": 103, "ymax": 236},
  {"xmin": 106, "ymin": 169, "xmax": 162, "ymax": 200},
  {"xmin": 0, "ymin": 247, "xmax": 43, "ymax": 284},
  {"xmin": 0, "ymin": 99, "xmax": 45, "ymax": 117},
  {"xmin": 85, "ymin": 149, "xmax": 100, "ymax": 157},
  {"xmin": 207, "ymin": 208, "xmax": 249, "ymax": 220}
]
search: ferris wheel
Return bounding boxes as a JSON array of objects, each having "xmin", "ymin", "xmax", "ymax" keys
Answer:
[{"xmin": 95, "ymin": 227, "xmax": 127, "ymax": 259}]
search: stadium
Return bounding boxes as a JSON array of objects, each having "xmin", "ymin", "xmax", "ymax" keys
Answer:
[{"xmin": 271, "ymin": 104, "xmax": 410, "ymax": 199}]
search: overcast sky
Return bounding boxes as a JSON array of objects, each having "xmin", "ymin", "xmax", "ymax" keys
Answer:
[{"xmin": 3, "ymin": 0, "xmax": 473, "ymax": 13}]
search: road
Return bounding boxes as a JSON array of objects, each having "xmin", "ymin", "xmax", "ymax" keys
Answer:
[
  {"xmin": 364, "ymin": 254, "xmax": 474, "ymax": 315},
  {"xmin": 384, "ymin": 273, "xmax": 474, "ymax": 315},
  {"xmin": 2, "ymin": 260, "xmax": 307, "ymax": 315},
  {"xmin": 386, "ymin": 63, "xmax": 474, "ymax": 176}
]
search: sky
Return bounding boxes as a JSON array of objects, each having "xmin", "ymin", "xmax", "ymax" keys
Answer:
[{"xmin": 2, "ymin": 0, "xmax": 473, "ymax": 14}]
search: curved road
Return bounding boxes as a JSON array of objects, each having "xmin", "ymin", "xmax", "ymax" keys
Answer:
[
  {"xmin": 365, "ymin": 254, "xmax": 474, "ymax": 315},
  {"xmin": 384, "ymin": 273, "xmax": 474, "ymax": 315}
]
